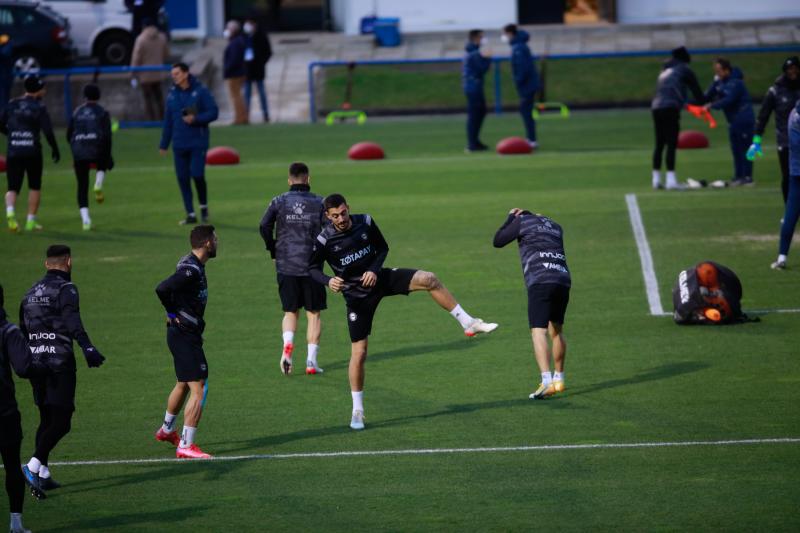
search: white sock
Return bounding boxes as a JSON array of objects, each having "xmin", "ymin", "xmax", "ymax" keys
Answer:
[
  {"xmin": 26, "ymin": 457, "xmax": 41, "ymax": 474},
  {"xmin": 449, "ymin": 304, "xmax": 474, "ymax": 329},
  {"xmin": 541, "ymin": 372, "xmax": 553, "ymax": 385},
  {"xmin": 94, "ymin": 170, "xmax": 105, "ymax": 189},
  {"xmin": 666, "ymin": 171, "xmax": 677, "ymax": 186},
  {"xmin": 80, "ymin": 207, "xmax": 91, "ymax": 224},
  {"xmin": 10, "ymin": 513, "xmax": 23, "ymax": 530},
  {"xmin": 38, "ymin": 465, "xmax": 51, "ymax": 479},
  {"xmin": 162, "ymin": 411, "xmax": 177, "ymax": 433},
  {"xmin": 307, "ymin": 344, "xmax": 318, "ymax": 365},
  {"xmin": 5, "ymin": 206, "xmax": 13, "ymax": 217},
  {"xmin": 26, "ymin": 214, "xmax": 35, "ymax": 222},
  {"xmin": 651, "ymin": 169, "xmax": 661, "ymax": 186},
  {"xmin": 179, "ymin": 426, "xmax": 196, "ymax": 448},
  {"xmin": 351, "ymin": 391, "xmax": 364, "ymax": 413},
  {"xmin": 778, "ymin": 254, "xmax": 787, "ymax": 263},
  {"xmin": 553, "ymin": 371, "xmax": 564, "ymax": 382},
  {"xmin": 282, "ymin": 331, "xmax": 294, "ymax": 347}
]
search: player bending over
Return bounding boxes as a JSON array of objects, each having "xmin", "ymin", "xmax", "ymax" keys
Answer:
[{"xmin": 309, "ymin": 194, "xmax": 498, "ymax": 430}]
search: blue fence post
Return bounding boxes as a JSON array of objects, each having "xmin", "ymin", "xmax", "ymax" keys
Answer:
[
  {"xmin": 493, "ymin": 59, "xmax": 502, "ymax": 115},
  {"xmin": 63, "ymin": 73, "xmax": 72, "ymax": 124},
  {"xmin": 308, "ymin": 62, "xmax": 317, "ymax": 124}
]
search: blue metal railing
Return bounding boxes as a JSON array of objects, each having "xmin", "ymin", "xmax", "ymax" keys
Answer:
[
  {"xmin": 307, "ymin": 45, "xmax": 800, "ymax": 123},
  {"xmin": 36, "ymin": 64, "xmax": 172, "ymax": 126}
]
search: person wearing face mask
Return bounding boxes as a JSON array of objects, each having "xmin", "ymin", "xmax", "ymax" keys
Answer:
[
  {"xmin": 223, "ymin": 20, "xmax": 249, "ymax": 125},
  {"xmin": 502, "ymin": 24, "xmax": 540, "ymax": 149},
  {"xmin": 462, "ymin": 29, "xmax": 492, "ymax": 153},
  {"xmin": 243, "ymin": 18, "xmax": 273, "ymax": 123},
  {"xmin": 749, "ymin": 56, "xmax": 800, "ymax": 203}
]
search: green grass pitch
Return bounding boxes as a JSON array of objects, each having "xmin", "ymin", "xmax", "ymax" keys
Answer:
[{"xmin": 1, "ymin": 109, "xmax": 799, "ymax": 531}]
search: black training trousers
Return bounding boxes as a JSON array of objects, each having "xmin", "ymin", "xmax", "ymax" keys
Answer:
[
  {"xmin": 1, "ymin": 411, "xmax": 24, "ymax": 514},
  {"xmin": 652, "ymin": 107, "xmax": 680, "ymax": 171},
  {"xmin": 33, "ymin": 404, "xmax": 72, "ymax": 465},
  {"xmin": 779, "ymin": 146, "xmax": 790, "ymax": 204},
  {"xmin": 74, "ymin": 160, "xmax": 107, "ymax": 208}
]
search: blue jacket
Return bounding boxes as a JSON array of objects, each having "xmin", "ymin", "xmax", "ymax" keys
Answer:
[
  {"xmin": 224, "ymin": 34, "xmax": 247, "ymax": 79},
  {"xmin": 704, "ymin": 67, "xmax": 755, "ymax": 129},
  {"xmin": 788, "ymin": 104, "xmax": 800, "ymax": 176},
  {"xmin": 462, "ymin": 42, "xmax": 491, "ymax": 94},
  {"xmin": 509, "ymin": 30, "xmax": 539, "ymax": 97},
  {"xmin": 159, "ymin": 76, "xmax": 219, "ymax": 151}
]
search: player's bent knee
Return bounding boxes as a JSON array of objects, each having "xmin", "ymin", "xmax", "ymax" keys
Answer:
[{"xmin": 416, "ymin": 270, "xmax": 442, "ymax": 290}]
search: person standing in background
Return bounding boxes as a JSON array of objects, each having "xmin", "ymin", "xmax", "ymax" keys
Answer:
[
  {"xmin": 462, "ymin": 29, "xmax": 492, "ymax": 153},
  {"xmin": 223, "ymin": 20, "xmax": 248, "ymax": 125},
  {"xmin": 502, "ymin": 24, "xmax": 540, "ymax": 149},
  {"xmin": 131, "ymin": 18, "xmax": 169, "ymax": 121},
  {"xmin": 243, "ymin": 18, "xmax": 272, "ymax": 123}
]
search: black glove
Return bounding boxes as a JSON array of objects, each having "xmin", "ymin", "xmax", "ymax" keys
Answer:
[
  {"xmin": 51, "ymin": 148, "xmax": 60, "ymax": 164},
  {"xmin": 83, "ymin": 346, "xmax": 105, "ymax": 368}
]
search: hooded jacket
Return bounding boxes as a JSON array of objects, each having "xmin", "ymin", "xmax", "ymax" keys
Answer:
[
  {"xmin": 755, "ymin": 74, "xmax": 800, "ymax": 148},
  {"xmin": 462, "ymin": 42, "xmax": 491, "ymax": 94},
  {"xmin": 131, "ymin": 26, "xmax": 169, "ymax": 84},
  {"xmin": 651, "ymin": 58, "xmax": 705, "ymax": 110},
  {"xmin": 159, "ymin": 75, "xmax": 219, "ymax": 151},
  {"xmin": 509, "ymin": 30, "xmax": 539, "ymax": 97},
  {"xmin": 705, "ymin": 67, "xmax": 755, "ymax": 129}
]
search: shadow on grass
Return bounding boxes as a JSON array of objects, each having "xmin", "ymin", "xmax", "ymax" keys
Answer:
[
  {"xmin": 53, "ymin": 463, "xmax": 206, "ymax": 496},
  {"xmin": 567, "ymin": 361, "xmax": 710, "ymax": 398},
  {"xmin": 322, "ymin": 338, "xmax": 483, "ymax": 371},
  {"xmin": 39, "ymin": 505, "xmax": 203, "ymax": 532}
]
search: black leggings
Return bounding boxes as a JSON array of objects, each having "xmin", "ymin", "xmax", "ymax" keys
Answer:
[
  {"xmin": 33, "ymin": 404, "xmax": 72, "ymax": 465},
  {"xmin": 1, "ymin": 442, "xmax": 23, "ymax": 513},
  {"xmin": 779, "ymin": 146, "xmax": 790, "ymax": 204},
  {"xmin": 652, "ymin": 107, "xmax": 680, "ymax": 171},
  {"xmin": 74, "ymin": 160, "xmax": 107, "ymax": 208}
]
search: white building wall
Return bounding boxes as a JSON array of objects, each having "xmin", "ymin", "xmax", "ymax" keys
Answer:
[
  {"xmin": 330, "ymin": 0, "xmax": 517, "ymax": 36},
  {"xmin": 617, "ymin": 0, "xmax": 800, "ymax": 24}
]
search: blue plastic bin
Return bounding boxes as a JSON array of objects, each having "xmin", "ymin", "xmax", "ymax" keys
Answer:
[{"xmin": 374, "ymin": 17, "xmax": 401, "ymax": 47}]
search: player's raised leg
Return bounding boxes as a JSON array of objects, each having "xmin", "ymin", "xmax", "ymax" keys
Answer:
[
  {"xmin": 281, "ymin": 311, "xmax": 298, "ymax": 374},
  {"xmin": 176, "ymin": 379, "xmax": 211, "ymax": 459},
  {"xmin": 408, "ymin": 270, "xmax": 498, "ymax": 336},
  {"xmin": 305, "ymin": 310, "xmax": 323, "ymax": 374},
  {"xmin": 349, "ymin": 339, "xmax": 367, "ymax": 430},
  {"xmin": 155, "ymin": 382, "xmax": 187, "ymax": 446}
]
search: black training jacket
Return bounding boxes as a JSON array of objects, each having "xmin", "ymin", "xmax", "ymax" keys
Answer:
[{"xmin": 0, "ymin": 95, "xmax": 58, "ymax": 158}]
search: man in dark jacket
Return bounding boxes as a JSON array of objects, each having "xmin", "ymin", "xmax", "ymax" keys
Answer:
[
  {"xmin": 503, "ymin": 24, "xmax": 540, "ymax": 148},
  {"xmin": 19, "ymin": 245, "xmax": 105, "ymax": 497},
  {"xmin": 259, "ymin": 162, "xmax": 326, "ymax": 375},
  {"xmin": 67, "ymin": 84, "xmax": 114, "ymax": 231},
  {"xmin": 1, "ymin": 75, "xmax": 60, "ymax": 232},
  {"xmin": 159, "ymin": 63, "xmax": 219, "ymax": 225},
  {"xmin": 223, "ymin": 20, "xmax": 248, "ymax": 125},
  {"xmin": 244, "ymin": 18, "xmax": 272, "ymax": 123},
  {"xmin": 749, "ymin": 56, "xmax": 800, "ymax": 202},
  {"xmin": 704, "ymin": 58, "xmax": 756, "ymax": 186},
  {"xmin": 650, "ymin": 46, "xmax": 705, "ymax": 190},
  {"xmin": 1, "ymin": 283, "xmax": 37, "ymax": 532},
  {"xmin": 462, "ymin": 29, "xmax": 492, "ymax": 152}
]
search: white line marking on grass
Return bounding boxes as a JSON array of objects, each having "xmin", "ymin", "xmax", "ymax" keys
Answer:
[
  {"xmin": 626, "ymin": 193, "xmax": 664, "ymax": 316},
  {"xmin": 10, "ymin": 437, "xmax": 795, "ymax": 468}
]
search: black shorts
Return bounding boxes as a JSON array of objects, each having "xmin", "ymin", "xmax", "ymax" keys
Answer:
[
  {"xmin": 0, "ymin": 410, "xmax": 22, "ymax": 447},
  {"xmin": 6, "ymin": 155, "xmax": 43, "ymax": 193},
  {"xmin": 345, "ymin": 268, "xmax": 417, "ymax": 342},
  {"xmin": 527, "ymin": 283, "xmax": 570, "ymax": 329},
  {"xmin": 30, "ymin": 371, "xmax": 77, "ymax": 411},
  {"xmin": 277, "ymin": 274, "xmax": 328, "ymax": 312},
  {"xmin": 167, "ymin": 326, "xmax": 208, "ymax": 382}
]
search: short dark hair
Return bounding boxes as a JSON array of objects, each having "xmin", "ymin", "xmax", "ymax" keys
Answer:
[
  {"xmin": 83, "ymin": 83, "xmax": 101, "ymax": 101},
  {"xmin": 172, "ymin": 62, "xmax": 190, "ymax": 72},
  {"xmin": 715, "ymin": 57, "xmax": 732, "ymax": 71},
  {"xmin": 323, "ymin": 193, "xmax": 347, "ymax": 211},
  {"xmin": 289, "ymin": 162, "xmax": 309, "ymax": 179},
  {"xmin": 190, "ymin": 224, "xmax": 215, "ymax": 248},
  {"xmin": 468, "ymin": 29, "xmax": 483, "ymax": 41},
  {"xmin": 503, "ymin": 24, "xmax": 517, "ymax": 35},
  {"xmin": 46, "ymin": 244, "xmax": 71, "ymax": 258},
  {"xmin": 783, "ymin": 56, "xmax": 800, "ymax": 72},
  {"xmin": 671, "ymin": 46, "xmax": 691, "ymax": 64},
  {"xmin": 24, "ymin": 75, "xmax": 44, "ymax": 93}
]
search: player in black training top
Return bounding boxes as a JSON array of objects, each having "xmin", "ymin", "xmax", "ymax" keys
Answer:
[
  {"xmin": 1, "ymin": 75, "xmax": 60, "ymax": 232},
  {"xmin": 19, "ymin": 245, "xmax": 105, "ymax": 497},
  {"xmin": 1, "ymin": 283, "xmax": 40, "ymax": 533},
  {"xmin": 67, "ymin": 83, "xmax": 114, "ymax": 231},
  {"xmin": 259, "ymin": 162, "xmax": 326, "ymax": 375},
  {"xmin": 154, "ymin": 225, "xmax": 217, "ymax": 459},
  {"xmin": 493, "ymin": 208, "xmax": 571, "ymax": 400},
  {"xmin": 309, "ymin": 194, "xmax": 498, "ymax": 430}
]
